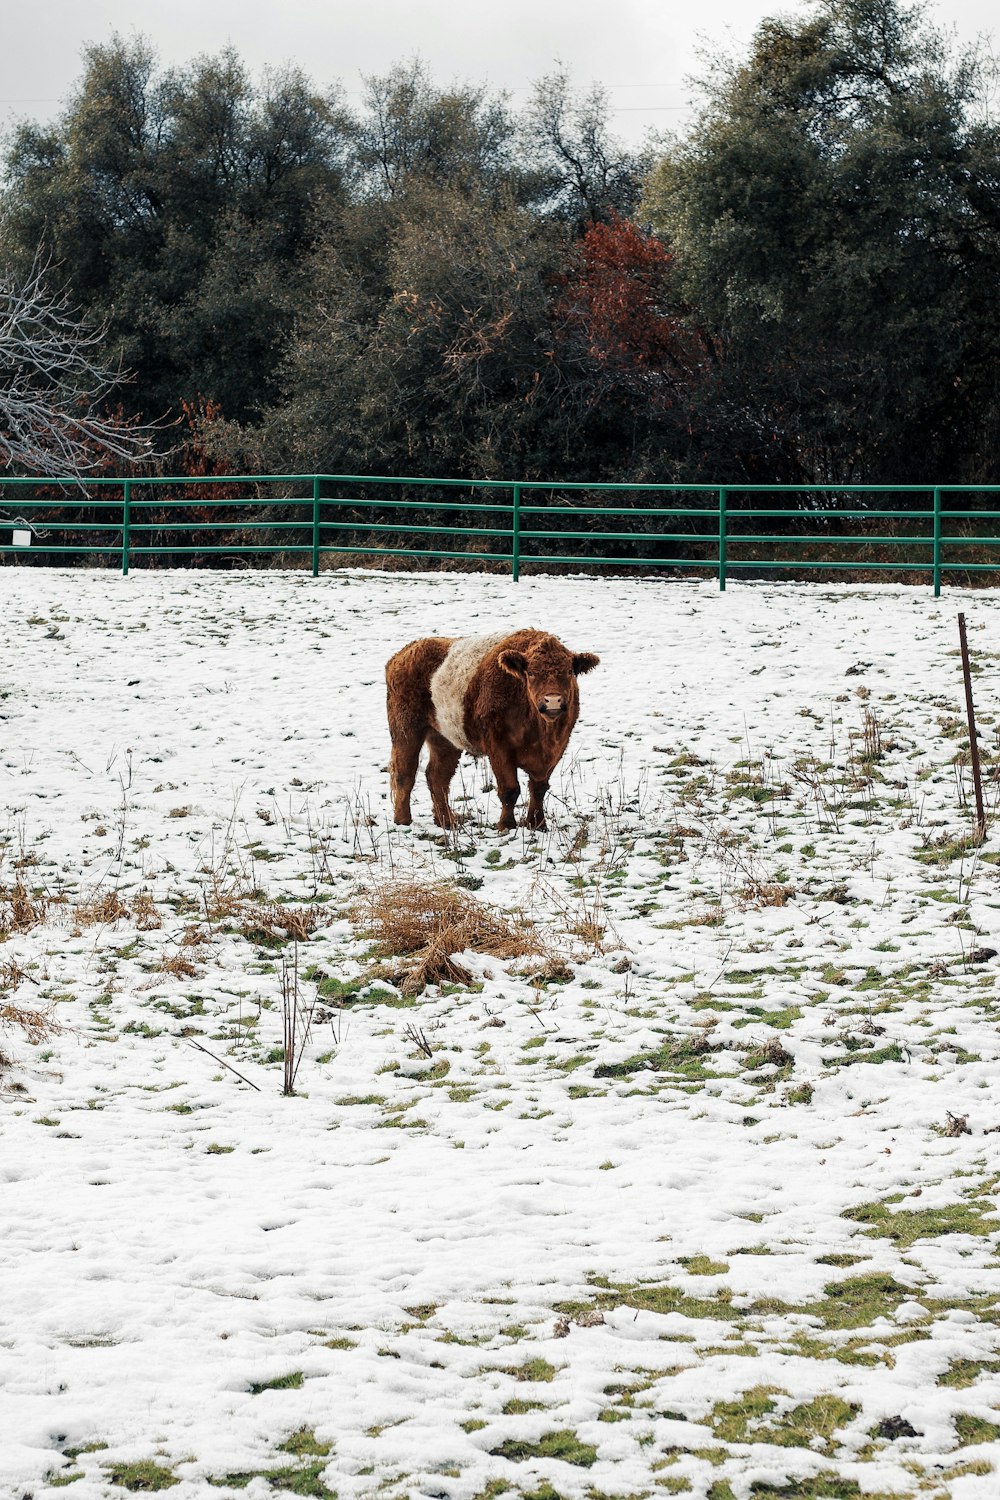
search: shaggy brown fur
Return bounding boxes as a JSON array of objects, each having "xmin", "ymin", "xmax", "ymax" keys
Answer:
[{"xmin": 385, "ymin": 628, "xmax": 600, "ymax": 831}]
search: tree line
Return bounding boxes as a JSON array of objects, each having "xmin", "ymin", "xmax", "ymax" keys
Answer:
[{"xmin": 2, "ymin": 0, "xmax": 999, "ymax": 501}]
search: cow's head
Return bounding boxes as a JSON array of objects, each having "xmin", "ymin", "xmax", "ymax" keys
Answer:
[{"xmin": 498, "ymin": 636, "xmax": 600, "ymax": 722}]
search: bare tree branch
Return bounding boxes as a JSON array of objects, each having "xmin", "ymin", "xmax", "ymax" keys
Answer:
[{"xmin": 0, "ymin": 253, "xmax": 155, "ymax": 478}]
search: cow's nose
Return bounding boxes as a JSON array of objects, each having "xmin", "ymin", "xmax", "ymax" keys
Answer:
[{"xmin": 541, "ymin": 695, "xmax": 564, "ymax": 712}]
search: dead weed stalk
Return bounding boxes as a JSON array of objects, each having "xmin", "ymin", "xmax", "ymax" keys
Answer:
[
  {"xmin": 282, "ymin": 944, "xmax": 319, "ymax": 1095},
  {"xmin": 0, "ymin": 957, "xmax": 34, "ymax": 993}
]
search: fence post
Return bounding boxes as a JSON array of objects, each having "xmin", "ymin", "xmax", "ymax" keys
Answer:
[
  {"xmin": 932, "ymin": 486, "xmax": 942, "ymax": 597},
  {"xmin": 122, "ymin": 480, "xmax": 131, "ymax": 577},
  {"xmin": 958, "ymin": 612, "xmax": 986, "ymax": 842},
  {"xmin": 718, "ymin": 488, "xmax": 727, "ymax": 592},
  {"xmin": 512, "ymin": 485, "xmax": 521, "ymax": 582},
  {"xmin": 311, "ymin": 476, "xmax": 321, "ymax": 577}
]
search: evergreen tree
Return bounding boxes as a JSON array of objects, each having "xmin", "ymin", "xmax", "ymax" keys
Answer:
[
  {"xmin": 1, "ymin": 37, "xmax": 350, "ymax": 428},
  {"xmin": 642, "ymin": 0, "xmax": 1000, "ymax": 483}
]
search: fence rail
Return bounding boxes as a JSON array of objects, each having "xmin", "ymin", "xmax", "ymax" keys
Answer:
[{"xmin": 2, "ymin": 474, "xmax": 1000, "ymax": 595}]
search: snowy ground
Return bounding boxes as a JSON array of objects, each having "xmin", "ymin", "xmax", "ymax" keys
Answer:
[{"xmin": 2, "ymin": 569, "xmax": 1000, "ymax": 1500}]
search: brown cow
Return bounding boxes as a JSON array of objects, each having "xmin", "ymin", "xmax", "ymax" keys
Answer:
[{"xmin": 385, "ymin": 628, "xmax": 600, "ymax": 831}]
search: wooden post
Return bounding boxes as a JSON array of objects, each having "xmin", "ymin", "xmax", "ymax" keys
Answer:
[{"xmin": 958, "ymin": 612, "xmax": 986, "ymax": 844}]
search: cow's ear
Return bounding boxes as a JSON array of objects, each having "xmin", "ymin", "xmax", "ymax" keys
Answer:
[
  {"xmin": 499, "ymin": 650, "xmax": 528, "ymax": 678},
  {"xmin": 572, "ymin": 652, "xmax": 600, "ymax": 675}
]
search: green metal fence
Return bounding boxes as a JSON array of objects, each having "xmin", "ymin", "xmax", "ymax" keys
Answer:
[{"xmin": 2, "ymin": 473, "xmax": 1000, "ymax": 596}]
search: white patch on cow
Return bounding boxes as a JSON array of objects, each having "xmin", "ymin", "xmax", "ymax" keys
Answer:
[{"xmin": 430, "ymin": 631, "xmax": 511, "ymax": 753}]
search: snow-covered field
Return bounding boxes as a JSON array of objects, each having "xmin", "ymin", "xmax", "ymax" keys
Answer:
[{"xmin": 2, "ymin": 569, "xmax": 1000, "ymax": 1500}]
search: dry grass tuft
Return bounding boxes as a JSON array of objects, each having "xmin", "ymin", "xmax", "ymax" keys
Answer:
[
  {"xmin": 0, "ymin": 881, "xmax": 49, "ymax": 936},
  {"xmin": 132, "ymin": 890, "xmax": 162, "ymax": 930},
  {"xmin": 200, "ymin": 874, "xmax": 265, "ymax": 923},
  {"xmin": 358, "ymin": 881, "xmax": 538, "ymax": 961},
  {"xmin": 759, "ymin": 1036, "xmax": 794, "ymax": 1068},
  {"xmin": 517, "ymin": 955, "xmax": 575, "ymax": 985},
  {"xmin": 157, "ymin": 952, "xmax": 200, "ymax": 978},
  {"xmin": 1, "ymin": 1000, "xmax": 59, "ymax": 1045},
  {"xmin": 240, "ymin": 903, "xmax": 324, "ymax": 946},
  {"xmin": 398, "ymin": 941, "xmax": 473, "ymax": 997},
  {"xmin": 202, "ymin": 884, "xmax": 245, "ymax": 921},
  {"xmin": 739, "ymin": 880, "xmax": 795, "ymax": 909},
  {"xmin": 73, "ymin": 890, "xmax": 130, "ymax": 928},
  {"xmin": 355, "ymin": 880, "xmax": 541, "ymax": 995}
]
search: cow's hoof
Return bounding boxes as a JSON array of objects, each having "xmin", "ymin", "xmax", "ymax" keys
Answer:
[
  {"xmin": 522, "ymin": 817, "xmax": 546, "ymax": 832},
  {"xmin": 394, "ymin": 813, "xmax": 413, "ymax": 826},
  {"xmin": 497, "ymin": 820, "xmax": 516, "ymax": 833},
  {"xmin": 434, "ymin": 811, "xmax": 463, "ymax": 830}
]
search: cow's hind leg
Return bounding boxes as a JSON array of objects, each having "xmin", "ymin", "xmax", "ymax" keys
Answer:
[
  {"xmin": 425, "ymin": 729, "xmax": 463, "ymax": 829},
  {"xmin": 386, "ymin": 638, "xmax": 454, "ymax": 825},
  {"xmin": 389, "ymin": 730, "xmax": 424, "ymax": 825},
  {"xmin": 387, "ymin": 683, "xmax": 426, "ymax": 827}
]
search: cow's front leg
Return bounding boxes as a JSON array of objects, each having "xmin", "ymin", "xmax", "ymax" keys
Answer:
[
  {"xmin": 426, "ymin": 729, "xmax": 463, "ymax": 829},
  {"xmin": 523, "ymin": 777, "xmax": 549, "ymax": 831},
  {"xmin": 489, "ymin": 749, "xmax": 520, "ymax": 831}
]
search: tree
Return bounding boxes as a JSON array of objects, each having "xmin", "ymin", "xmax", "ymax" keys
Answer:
[
  {"xmin": 349, "ymin": 59, "xmax": 530, "ymax": 203},
  {"xmin": 238, "ymin": 193, "xmax": 715, "ymax": 493},
  {"xmin": 0, "ymin": 255, "xmax": 151, "ymax": 476},
  {"xmin": 521, "ymin": 68, "xmax": 649, "ymax": 228},
  {"xmin": 0, "ymin": 37, "xmax": 350, "ymax": 428},
  {"xmin": 556, "ymin": 213, "xmax": 704, "ymax": 375},
  {"xmin": 641, "ymin": 0, "xmax": 1000, "ymax": 483},
  {"xmin": 247, "ymin": 186, "xmax": 572, "ymax": 479}
]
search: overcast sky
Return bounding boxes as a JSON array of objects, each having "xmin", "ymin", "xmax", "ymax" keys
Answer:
[{"xmin": 1, "ymin": 0, "xmax": 996, "ymax": 148}]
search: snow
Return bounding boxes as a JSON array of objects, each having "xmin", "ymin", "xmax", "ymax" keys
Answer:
[{"xmin": 1, "ymin": 568, "xmax": 1000, "ymax": 1499}]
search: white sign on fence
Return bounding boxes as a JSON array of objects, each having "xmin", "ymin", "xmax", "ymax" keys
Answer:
[{"xmin": 12, "ymin": 529, "xmax": 31, "ymax": 547}]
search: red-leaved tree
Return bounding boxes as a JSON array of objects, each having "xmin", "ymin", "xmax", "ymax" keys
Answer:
[{"xmin": 555, "ymin": 213, "xmax": 711, "ymax": 390}]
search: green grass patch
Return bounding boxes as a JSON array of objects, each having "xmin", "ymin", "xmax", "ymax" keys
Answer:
[
  {"xmin": 808, "ymin": 1274, "xmax": 912, "ymax": 1330},
  {"xmin": 594, "ymin": 1035, "xmax": 719, "ymax": 1081},
  {"xmin": 500, "ymin": 1357, "xmax": 558, "ymax": 1382},
  {"xmin": 748, "ymin": 1479, "xmax": 894, "ymax": 1498},
  {"xmin": 955, "ymin": 1412, "xmax": 1000, "ymax": 1445},
  {"xmin": 680, "ymin": 1256, "xmax": 729, "ymax": 1276},
  {"xmin": 823, "ymin": 1043, "xmax": 904, "ymax": 1068},
  {"xmin": 63, "ymin": 1443, "xmax": 109, "ymax": 1462},
  {"xmin": 248, "ymin": 1370, "xmax": 305, "ymax": 1394},
  {"xmin": 106, "ymin": 1460, "xmax": 180, "ymax": 1491},
  {"xmin": 277, "ymin": 1429, "xmax": 330, "ymax": 1458},
  {"xmin": 914, "ymin": 834, "xmax": 980, "ymax": 865},
  {"xmin": 209, "ymin": 1466, "xmax": 334, "ymax": 1497},
  {"xmin": 845, "ymin": 1198, "xmax": 998, "ymax": 1247},
  {"xmin": 939, "ymin": 1358, "xmax": 1000, "ymax": 1388},
  {"xmin": 711, "ymin": 1389, "xmax": 857, "ymax": 1453},
  {"xmin": 710, "ymin": 1385, "xmax": 780, "ymax": 1442},
  {"xmin": 489, "ymin": 1430, "xmax": 597, "ymax": 1467},
  {"xmin": 555, "ymin": 1279, "xmax": 742, "ymax": 1324}
]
